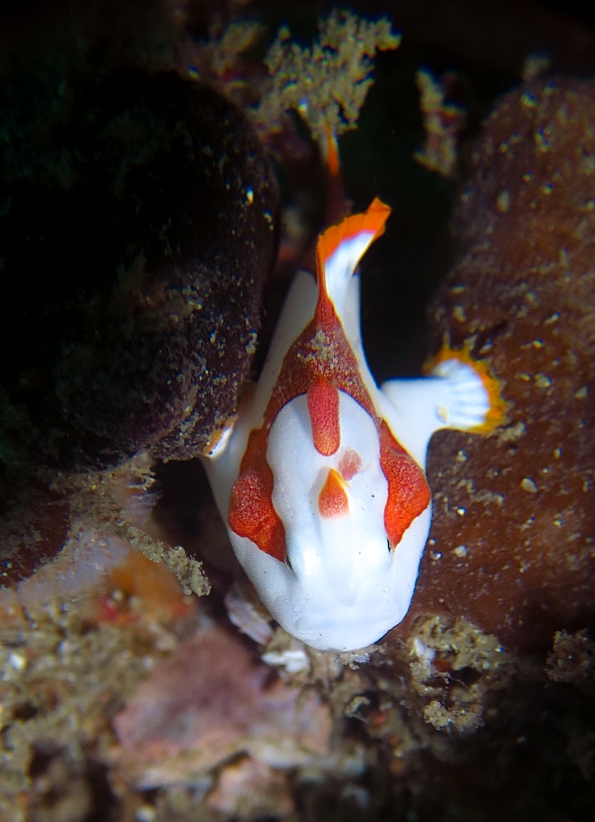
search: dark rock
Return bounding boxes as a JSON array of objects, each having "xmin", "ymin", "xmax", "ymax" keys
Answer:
[{"xmin": 0, "ymin": 67, "xmax": 278, "ymax": 470}]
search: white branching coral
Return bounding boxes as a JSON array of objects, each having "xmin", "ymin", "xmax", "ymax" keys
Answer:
[{"xmin": 254, "ymin": 10, "xmax": 401, "ymax": 141}]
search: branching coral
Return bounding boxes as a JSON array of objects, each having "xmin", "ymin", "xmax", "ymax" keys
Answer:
[
  {"xmin": 254, "ymin": 10, "xmax": 401, "ymax": 141},
  {"xmin": 183, "ymin": 20, "xmax": 265, "ymax": 101}
]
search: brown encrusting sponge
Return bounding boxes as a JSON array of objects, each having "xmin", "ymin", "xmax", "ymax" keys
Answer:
[{"xmin": 408, "ymin": 76, "xmax": 595, "ymax": 652}]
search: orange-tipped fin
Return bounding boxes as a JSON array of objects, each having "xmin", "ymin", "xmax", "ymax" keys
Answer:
[
  {"xmin": 314, "ymin": 199, "xmax": 392, "ymax": 320},
  {"xmin": 316, "ymin": 198, "xmax": 392, "ymax": 274}
]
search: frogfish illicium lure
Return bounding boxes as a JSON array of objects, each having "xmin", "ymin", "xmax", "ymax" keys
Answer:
[{"xmin": 203, "ymin": 197, "xmax": 502, "ymax": 652}]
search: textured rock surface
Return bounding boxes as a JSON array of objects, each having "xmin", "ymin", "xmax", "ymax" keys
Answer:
[
  {"xmin": 0, "ymin": 68, "xmax": 278, "ymax": 470},
  {"xmin": 0, "ymin": 66, "xmax": 277, "ymax": 588},
  {"xmin": 405, "ymin": 76, "xmax": 595, "ymax": 652}
]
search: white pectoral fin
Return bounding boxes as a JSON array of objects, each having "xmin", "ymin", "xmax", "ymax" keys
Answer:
[
  {"xmin": 426, "ymin": 358, "xmax": 492, "ymax": 429},
  {"xmin": 380, "ymin": 357, "xmax": 499, "ymax": 465}
]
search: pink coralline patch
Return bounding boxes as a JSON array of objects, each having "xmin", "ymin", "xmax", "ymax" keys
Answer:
[
  {"xmin": 207, "ymin": 757, "xmax": 295, "ymax": 818},
  {"xmin": 112, "ymin": 621, "xmax": 331, "ymax": 788}
]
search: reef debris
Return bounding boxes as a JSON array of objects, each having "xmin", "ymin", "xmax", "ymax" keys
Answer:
[
  {"xmin": 0, "ymin": 546, "xmax": 194, "ymax": 822},
  {"xmin": 414, "ymin": 68, "xmax": 466, "ymax": 178}
]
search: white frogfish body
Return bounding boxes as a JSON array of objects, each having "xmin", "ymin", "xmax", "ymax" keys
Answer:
[{"xmin": 204, "ymin": 199, "xmax": 500, "ymax": 652}]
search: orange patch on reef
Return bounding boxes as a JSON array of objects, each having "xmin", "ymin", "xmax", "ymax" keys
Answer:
[
  {"xmin": 94, "ymin": 594, "xmax": 137, "ymax": 626},
  {"xmin": 106, "ymin": 551, "xmax": 194, "ymax": 619}
]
